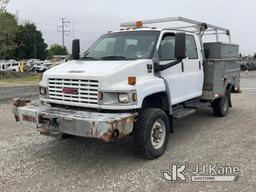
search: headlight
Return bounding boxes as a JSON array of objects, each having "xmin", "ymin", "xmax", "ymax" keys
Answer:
[
  {"xmin": 118, "ymin": 93, "xmax": 129, "ymax": 103},
  {"xmin": 98, "ymin": 91, "xmax": 137, "ymax": 105},
  {"xmin": 39, "ymin": 87, "xmax": 46, "ymax": 95}
]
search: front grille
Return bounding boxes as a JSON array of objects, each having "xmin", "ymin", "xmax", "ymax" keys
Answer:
[{"xmin": 48, "ymin": 78, "xmax": 99, "ymax": 104}]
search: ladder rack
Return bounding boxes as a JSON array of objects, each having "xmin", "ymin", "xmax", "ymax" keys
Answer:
[{"xmin": 120, "ymin": 16, "xmax": 231, "ymax": 43}]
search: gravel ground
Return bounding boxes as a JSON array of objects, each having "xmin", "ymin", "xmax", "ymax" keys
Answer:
[
  {"xmin": 0, "ymin": 85, "xmax": 38, "ymax": 101},
  {"xmin": 0, "ymin": 72, "xmax": 256, "ymax": 192}
]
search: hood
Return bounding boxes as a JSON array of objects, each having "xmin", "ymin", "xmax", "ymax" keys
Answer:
[{"xmin": 44, "ymin": 60, "xmax": 131, "ymax": 77}]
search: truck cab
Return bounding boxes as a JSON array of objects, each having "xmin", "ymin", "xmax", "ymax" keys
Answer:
[
  {"xmin": 14, "ymin": 17, "xmax": 240, "ymax": 159},
  {"xmin": 39, "ymin": 29, "xmax": 203, "ymax": 110}
]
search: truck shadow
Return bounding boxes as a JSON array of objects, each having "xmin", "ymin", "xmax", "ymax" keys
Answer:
[{"xmin": 30, "ymin": 107, "xmax": 224, "ymax": 172}]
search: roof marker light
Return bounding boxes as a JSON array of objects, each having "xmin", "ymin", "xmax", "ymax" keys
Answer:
[{"xmin": 136, "ymin": 21, "xmax": 143, "ymax": 28}]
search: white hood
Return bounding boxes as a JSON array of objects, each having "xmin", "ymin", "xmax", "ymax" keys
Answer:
[
  {"xmin": 44, "ymin": 60, "xmax": 131, "ymax": 78},
  {"xmin": 40, "ymin": 58, "xmax": 154, "ymax": 92}
]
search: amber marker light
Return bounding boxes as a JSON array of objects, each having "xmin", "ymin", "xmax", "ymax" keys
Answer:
[
  {"xmin": 135, "ymin": 21, "xmax": 143, "ymax": 28},
  {"xmin": 128, "ymin": 77, "xmax": 136, "ymax": 85}
]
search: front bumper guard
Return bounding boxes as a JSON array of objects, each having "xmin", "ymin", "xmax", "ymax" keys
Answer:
[{"xmin": 14, "ymin": 99, "xmax": 136, "ymax": 142}]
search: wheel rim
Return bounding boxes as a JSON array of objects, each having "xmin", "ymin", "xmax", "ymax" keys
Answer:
[{"xmin": 151, "ymin": 119, "xmax": 166, "ymax": 150}]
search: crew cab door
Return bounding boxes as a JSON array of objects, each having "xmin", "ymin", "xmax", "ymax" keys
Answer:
[
  {"xmin": 183, "ymin": 34, "xmax": 204, "ymax": 100},
  {"xmin": 158, "ymin": 32, "xmax": 203, "ymax": 105}
]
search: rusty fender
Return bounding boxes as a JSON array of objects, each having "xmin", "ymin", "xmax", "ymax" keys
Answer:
[{"xmin": 15, "ymin": 103, "xmax": 137, "ymax": 142}]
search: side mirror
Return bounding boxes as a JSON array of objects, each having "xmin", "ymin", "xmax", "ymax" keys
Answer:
[
  {"xmin": 175, "ymin": 33, "xmax": 186, "ymax": 59},
  {"xmin": 72, "ymin": 39, "xmax": 80, "ymax": 60}
]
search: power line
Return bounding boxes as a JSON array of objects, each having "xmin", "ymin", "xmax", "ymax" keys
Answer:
[{"xmin": 36, "ymin": 21, "xmax": 97, "ymax": 40}]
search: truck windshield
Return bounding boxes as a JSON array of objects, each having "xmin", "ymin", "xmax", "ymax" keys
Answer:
[{"xmin": 83, "ymin": 31, "xmax": 160, "ymax": 60}]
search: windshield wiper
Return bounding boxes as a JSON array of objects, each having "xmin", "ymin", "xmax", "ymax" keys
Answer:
[
  {"xmin": 81, "ymin": 56, "xmax": 96, "ymax": 60},
  {"xmin": 101, "ymin": 56, "xmax": 128, "ymax": 60}
]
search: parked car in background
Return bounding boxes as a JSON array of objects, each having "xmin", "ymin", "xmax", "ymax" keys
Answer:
[
  {"xmin": 26, "ymin": 59, "xmax": 41, "ymax": 67},
  {"xmin": 0, "ymin": 60, "xmax": 7, "ymax": 71},
  {"xmin": 6, "ymin": 60, "xmax": 20, "ymax": 72},
  {"xmin": 42, "ymin": 60, "xmax": 53, "ymax": 71},
  {"xmin": 31, "ymin": 60, "xmax": 52, "ymax": 73}
]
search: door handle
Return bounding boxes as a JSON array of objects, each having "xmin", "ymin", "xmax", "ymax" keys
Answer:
[{"xmin": 199, "ymin": 61, "xmax": 202, "ymax": 70}]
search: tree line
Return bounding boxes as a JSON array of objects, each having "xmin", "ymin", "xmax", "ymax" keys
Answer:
[{"xmin": 0, "ymin": 11, "xmax": 68, "ymax": 60}]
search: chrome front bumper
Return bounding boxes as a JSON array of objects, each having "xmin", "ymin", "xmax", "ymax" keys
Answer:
[{"xmin": 14, "ymin": 100, "xmax": 136, "ymax": 142}]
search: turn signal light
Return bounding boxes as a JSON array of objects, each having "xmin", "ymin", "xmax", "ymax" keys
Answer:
[{"xmin": 128, "ymin": 77, "xmax": 136, "ymax": 85}]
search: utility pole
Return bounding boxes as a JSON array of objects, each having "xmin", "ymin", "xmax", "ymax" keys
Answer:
[
  {"xmin": 33, "ymin": 33, "xmax": 37, "ymax": 59},
  {"xmin": 58, "ymin": 18, "xmax": 71, "ymax": 48}
]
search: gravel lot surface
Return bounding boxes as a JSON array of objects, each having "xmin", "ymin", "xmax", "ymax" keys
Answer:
[{"xmin": 0, "ymin": 72, "xmax": 255, "ymax": 192}]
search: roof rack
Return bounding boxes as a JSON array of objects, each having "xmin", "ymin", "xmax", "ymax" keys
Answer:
[{"xmin": 120, "ymin": 17, "xmax": 231, "ymax": 43}]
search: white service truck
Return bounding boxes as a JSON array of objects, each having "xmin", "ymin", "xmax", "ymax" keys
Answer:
[{"xmin": 14, "ymin": 17, "xmax": 241, "ymax": 159}]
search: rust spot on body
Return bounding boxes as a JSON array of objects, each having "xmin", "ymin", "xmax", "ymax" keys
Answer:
[
  {"xmin": 22, "ymin": 115, "xmax": 37, "ymax": 123},
  {"xmin": 38, "ymin": 127, "xmax": 50, "ymax": 135},
  {"xmin": 102, "ymin": 131, "xmax": 113, "ymax": 142},
  {"xmin": 13, "ymin": 98, "xmax": 31, "ymax": 107}
]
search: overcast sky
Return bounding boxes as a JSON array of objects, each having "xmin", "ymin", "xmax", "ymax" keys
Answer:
[{"xmin": 6, "ymin": 0, "xmax": 255, "ymax": 55}]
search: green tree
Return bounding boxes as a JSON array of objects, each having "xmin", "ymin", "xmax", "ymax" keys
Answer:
[
  {"xmin": 0, "ymin": 11, "xmax": 18, "ymax": 59},
  {"xmin": 15, "ymin": 22, "xmax": 48, "ymax": 60},
  {"xmin": 0, "ymin": 0, "xmax": 10, "ymax": 12},
  {"xmin": 48, "ymin": 44, "xmax": 68, "ymax": 58}
]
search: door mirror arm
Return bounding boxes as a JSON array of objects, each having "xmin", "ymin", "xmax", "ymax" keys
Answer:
[
  {"xmin": 154, "ymin": 32, "xmax": 186, "ymax": 72},
  {"xmin": 154, "ymin": 59, "xmax": 183, "ymax": 72}
]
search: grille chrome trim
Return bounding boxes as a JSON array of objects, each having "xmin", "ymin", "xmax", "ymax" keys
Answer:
[{"xmin": 48, "ymin": 78, "xmax": 99, "ymax": 104}]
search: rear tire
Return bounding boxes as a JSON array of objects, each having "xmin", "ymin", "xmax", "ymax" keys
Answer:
[
  {"xmin": 212, "ymin": 90, "xmax": 230, "ymax": 117},
  {"xmin": 133, "ymin": 108, "xmax": 170, "ymax": 160}
]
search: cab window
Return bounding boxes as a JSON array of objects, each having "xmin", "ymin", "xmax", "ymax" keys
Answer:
[
  {"xmin": 159, "ymin": 33, "xmax": 175, "ymax": 61},
  {"xmin": 186, "ymin": 35, "xmax": 198, "ymax": 59}
]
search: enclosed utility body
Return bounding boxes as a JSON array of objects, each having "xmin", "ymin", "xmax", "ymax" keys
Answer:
[
  {"xmin": 202, "ymin": 43, "xmax": 240, "ymax": 100},
  {"xmin": 204, "ymin": 42, "xmax": 239, "ymax": 59},
  {"xmin": 14, "ymin": 17, "xmax": 241, "ymax": 159}
]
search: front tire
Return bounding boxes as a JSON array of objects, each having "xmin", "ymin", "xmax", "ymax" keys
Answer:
[{"xmin": 134, "ymin": 108, "xmax": 170, "ymax": 160}]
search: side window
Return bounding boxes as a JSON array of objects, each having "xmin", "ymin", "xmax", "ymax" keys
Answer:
[
  {"xmin": 159, "ymin": 34, "xmax": 175, "ymax": 61},
  {"xmin": 186, "ymin": 35, "xmax": 198, "ymax": 59}
]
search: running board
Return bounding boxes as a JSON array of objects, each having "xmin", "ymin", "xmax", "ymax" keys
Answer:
[
  {"xmin": 184, "ymin": 100, "xmax": 210, "ymax": 109},
  {"xmin": 173, "ymin": 108, "xmax": 196, "ymax": 120}
]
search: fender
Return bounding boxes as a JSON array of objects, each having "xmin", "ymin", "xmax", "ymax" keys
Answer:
[{"xmin": 136, "ymin": 77, "xmax": 166, "ymax": 108}]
